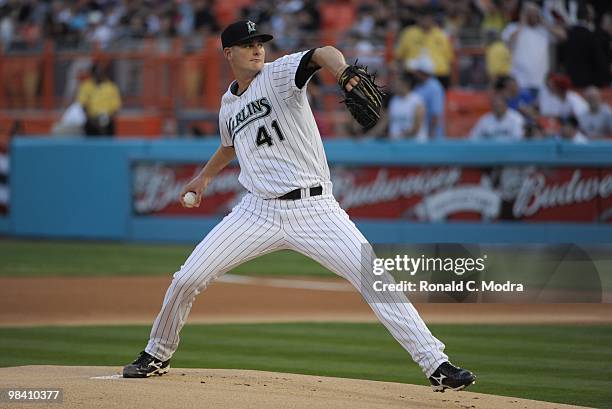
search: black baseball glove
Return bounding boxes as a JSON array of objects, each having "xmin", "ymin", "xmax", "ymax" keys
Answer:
[{"xmin": 338, "ymin": 64, "xmax": 385, "ymax": 131}]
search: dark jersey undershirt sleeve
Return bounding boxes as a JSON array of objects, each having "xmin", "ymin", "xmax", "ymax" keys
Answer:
[{"xmin": 295, "ymin": 48, "xmax": 321, "ymax": 90}]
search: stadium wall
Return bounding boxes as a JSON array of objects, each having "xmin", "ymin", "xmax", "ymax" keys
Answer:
[{"xmin": 6, "ymin": 137, "xmax": 612, "ymax": 243}]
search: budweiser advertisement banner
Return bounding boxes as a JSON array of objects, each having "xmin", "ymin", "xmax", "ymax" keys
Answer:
[{"xmin": 132, "ymin": 163, "xmax": 612, "ymax": 223}]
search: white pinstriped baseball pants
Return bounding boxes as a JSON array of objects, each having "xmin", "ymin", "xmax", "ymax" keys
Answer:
[{"xmin": 145, "ymin": 190, "xmax": 448, "ymax": 377}]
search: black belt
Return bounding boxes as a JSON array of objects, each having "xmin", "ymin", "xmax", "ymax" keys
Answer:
[{"xmin": 278, "ymin": 186, "xmax": 323, "ymax": 200}]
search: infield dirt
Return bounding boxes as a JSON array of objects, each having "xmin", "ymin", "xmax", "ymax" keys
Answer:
[
  {"xmin": 1, "ymin": 276, "xmax": 611, "ymax": 326},
  {"xmin": 0, "ymin": 366, "xmax": 592, "ymax": 409}
]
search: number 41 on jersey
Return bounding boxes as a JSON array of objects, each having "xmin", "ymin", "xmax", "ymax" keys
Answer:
[{"xmin": 256, "ymin": 120, "xmax": 285, "ymax": 147}]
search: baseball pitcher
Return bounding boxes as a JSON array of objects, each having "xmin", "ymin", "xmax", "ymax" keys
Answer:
[{"xmin": 123, "ymin": 20, "xmax": 475, "ymax": 392}]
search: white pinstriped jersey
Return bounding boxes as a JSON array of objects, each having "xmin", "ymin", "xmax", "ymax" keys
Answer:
[{"xmin": 219, "ymin": 50, "xmax": 330, "ymax": 199}]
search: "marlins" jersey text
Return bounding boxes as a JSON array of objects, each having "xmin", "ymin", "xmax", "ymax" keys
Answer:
[{"xmin": 227, "ymin": 97, "xmax": 272, "ymax": 140}]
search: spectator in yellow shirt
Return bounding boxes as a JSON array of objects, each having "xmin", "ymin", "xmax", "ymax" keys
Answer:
[
  {"xmin": 480, "ymin": 0, "xmax": 510, "ymax": 34},
  {"xmin": 395, "ymin": 7, "xmax": 454, "ymax": 88},
  {"xmin": 76, "ymin": 68, "xmax": 96, "ymax": 109},
  {"xmin": 80, "ymin": 64, "xmax": 122, "ymax": 137},
  {"xmin": 485, "ymin": 30, "xmax": 511, "ymax": 81}
]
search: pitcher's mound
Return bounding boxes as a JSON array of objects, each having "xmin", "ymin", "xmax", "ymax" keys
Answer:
[{"xmin": 0, "ymin": 366, "xmax": 585, "ymax": 409}]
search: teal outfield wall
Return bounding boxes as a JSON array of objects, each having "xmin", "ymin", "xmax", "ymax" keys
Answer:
[{"xmin": 5, "ymin": 137, "xmax": 612, "ymax": 243}]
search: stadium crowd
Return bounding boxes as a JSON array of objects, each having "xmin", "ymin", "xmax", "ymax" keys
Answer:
[{"xmin": 0, "ymin": 0, "xmax": 610, "ymax": 140}]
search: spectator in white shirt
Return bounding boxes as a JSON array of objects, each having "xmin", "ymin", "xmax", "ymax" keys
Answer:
[
  {"xmin": 502, "ymin": 2, "xmax": 566, "ymax": 93},
  {"xmin": 559, "ymin": 116, "xmax": 589, "ymax": 144},
  {"xmin": 470, "ymin": 93, "xmax": 525, "ymax": 141},
  {"xmin": 578, "ymin": 86, "xmax": 612, "ymax": 139},
  {"xmin": 371, "ymin": 73, "xmax": 427, "ymax": 141},
  {"xmin": 85, "ymin": 11, "xmax": 114, "ymax": 49},
  {"xmin": 538, "ymin": 73, "xmax": 588, "ymax": 118}
]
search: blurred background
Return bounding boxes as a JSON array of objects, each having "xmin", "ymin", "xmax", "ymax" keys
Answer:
[
  {"xmin": 0, "ymin": 0, "xmax": 611, "ymax": 241},
  {"xmin": 0, "ymin": 0, "xmax": 609, "ymax": 140}
]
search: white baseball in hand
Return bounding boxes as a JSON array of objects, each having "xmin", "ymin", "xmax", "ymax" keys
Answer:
[{"xmin": 183, "ymin": 191, "xmax": 198, "ymax": 207}]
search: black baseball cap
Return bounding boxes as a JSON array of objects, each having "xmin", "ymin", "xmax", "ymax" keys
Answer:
[{"xmin": 221, "ymin": 20, "xmax": 273, "ymax": 48}]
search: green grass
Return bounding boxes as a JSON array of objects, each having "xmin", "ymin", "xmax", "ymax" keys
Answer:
[
  {"xmin": 2, "ymin": 240, "xmax": 611, "ymax": 293},
  {"xmin": 0, "ymin": 323, "xmax": 610, "ymax": 408},
  {"xmin": 0, "ymin": 239, "xmax": 333, "ymax": 277}
]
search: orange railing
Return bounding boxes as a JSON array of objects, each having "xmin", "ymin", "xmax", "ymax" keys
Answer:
[
  {"xmin": 4, "ymin": 34, "xmax": 609, "ymax": 140},
  {"xmin": 0, "ymin": 35, "xmax": 394, "ymax": 137},
  {"xmin": 0, "ymin": 38, "xmax": 227, "ymax": 112},
  {"xmin": 0, "ymin": 37, "xmax": 235, "ymax": 137}
]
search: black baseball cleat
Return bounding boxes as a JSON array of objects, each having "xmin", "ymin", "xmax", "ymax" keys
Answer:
[
  {"xmin": 123, "ymin": 351, "xmax": 170, "ymax": 378},
  {"xmin": 429, "ymin": 362, "xmax": 476, "ymax": 392}
]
